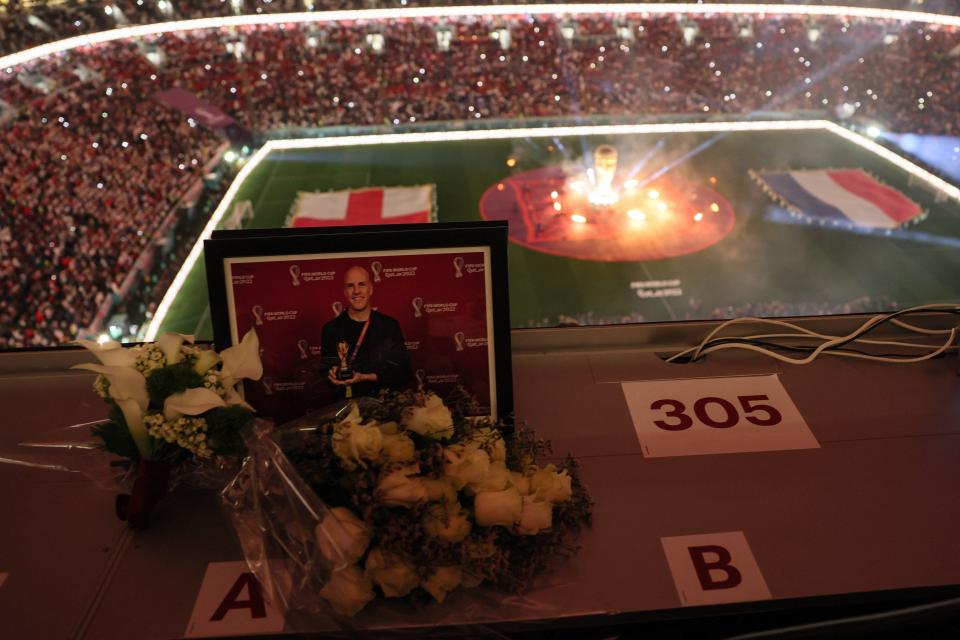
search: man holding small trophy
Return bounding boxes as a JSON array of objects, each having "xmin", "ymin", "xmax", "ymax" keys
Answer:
[{"xmin": 321, "ymin": 265, "xmax": 412, "ymax": 398}]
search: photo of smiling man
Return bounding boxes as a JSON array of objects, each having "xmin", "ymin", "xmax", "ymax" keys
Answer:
[{"xmin": 320, "ymin": 265, "xmax": 413, "ymax": 398}]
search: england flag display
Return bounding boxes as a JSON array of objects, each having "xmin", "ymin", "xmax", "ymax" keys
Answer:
[{"xmin": 287, "ymin": 185, "xmax": 436, "ymax": 228}]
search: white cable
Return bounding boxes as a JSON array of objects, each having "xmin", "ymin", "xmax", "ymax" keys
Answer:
[
  {"xmin": 696, "ymin": 331, "xmax": 959, "ymax": 351},
  {"xmin": 890, "ymin": 317, "xmax": 957, "ymax": 335},
  {"xmin": 692, "ymin": 327, "xmax": 956, "ymax": 365},
  {"xmin": 667, "ymin": 304, "xmax": 960, "ymax": 364}
]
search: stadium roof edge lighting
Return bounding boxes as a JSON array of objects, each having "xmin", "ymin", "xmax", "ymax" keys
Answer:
[
  {"xmin": 3, "ymin": 4, "xmax": 960, "ymax": 69},
  {"xmin": 143, "ymin": 120, "xmax": 960, "ymax": 340}
]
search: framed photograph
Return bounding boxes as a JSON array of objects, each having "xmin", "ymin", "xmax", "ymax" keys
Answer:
[{"xmin": 204, "ymin": 222, "xmax": 511, "ymax": 423}]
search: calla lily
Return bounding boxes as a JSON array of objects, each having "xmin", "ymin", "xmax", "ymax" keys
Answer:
[
  {"xmin": 116, "ymin": 398, "xmax": 152, "ymax": 459},
  {"xmin": 158, "ymin": 332, "xmax": 194, "ymax": 365},
  {"xmin": 220, "ymin": 328, "xmax": 263, "ymax": 382},
  {"xmin": 72, "ymin": 363, "xmax": 151, "ymax": 458},
  {"xmin": 192, "ymin": 349, "xmax": 220, "ymax": 375},
  {"xmin": 72, "ymin": 363, "xmax": 149, "ymax": 410},
  {"xmin": 74, "ymin": 338, "xmax": 140, "ymax": 368},
  {"xmin": 223, "ymin": 385, "xmax": 254, "ymax": 412},
  {"xmin": 164, "ymin": 387, "xmax": 226, "ymax": 420}
]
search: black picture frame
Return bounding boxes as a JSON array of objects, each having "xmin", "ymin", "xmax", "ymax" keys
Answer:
[{"xmin": 204, "ymin": 221, "xmax": 512, "ymax": 421}]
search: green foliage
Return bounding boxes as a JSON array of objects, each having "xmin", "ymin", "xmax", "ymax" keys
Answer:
[
  {"xmin": 145, "ymin": 363, "xmax": 203, "ymax": 410},
  {"xmin": 93, "ymin": 403, "xmax": 142, "ymax": 460},
  {"xmin": 204, "ymin": 405, "xmax": 254, "ymax": 456}
]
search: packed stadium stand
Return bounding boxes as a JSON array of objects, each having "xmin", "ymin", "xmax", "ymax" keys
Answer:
[
  {"xmin": 2, "ymin": 0, "xmax": 960, "ymax": 57},
  {"xmin": 1, "ymin": 4, "xmax": 959, "ymax": 347}
]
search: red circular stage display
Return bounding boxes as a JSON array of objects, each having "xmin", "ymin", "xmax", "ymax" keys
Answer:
[{"xmin": 479, "ymin": 166, "xmax": 736, "ymax": 262}]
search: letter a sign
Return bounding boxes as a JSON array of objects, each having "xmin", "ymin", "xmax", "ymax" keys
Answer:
[
  {"xmin": 661, "ymin": 532, "xmax": 771, "ymax": 606},
  {"xmin": 185, "ymin": 561, "xmax": 286, "ymax": 637}
]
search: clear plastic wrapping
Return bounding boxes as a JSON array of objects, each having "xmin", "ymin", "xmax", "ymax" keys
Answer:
[{"xmin": 220, "ymin": 416, "xmax": 348, "ymax": 616}]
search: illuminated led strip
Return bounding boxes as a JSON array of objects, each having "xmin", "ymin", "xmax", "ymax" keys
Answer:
[
  {"xmin": 144, "ymin": 119, "xmax": 959, "ymax": 340},
  {"xmin": 3, "ymin": 4, "xmax": 960, "ymax": 70}
]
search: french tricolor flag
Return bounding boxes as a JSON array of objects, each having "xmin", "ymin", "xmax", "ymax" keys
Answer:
[
  {"xmin": 288, "ymin": 185, "xmax": 435, "ymax": 228},
  {"xmin": 755, "ymin": 169, "xmax": 922, "ymax": 229}
]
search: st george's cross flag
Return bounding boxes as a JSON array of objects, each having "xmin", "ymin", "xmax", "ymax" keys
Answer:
[
  {"xmin": 754, "ymin": 169, "xmax": 922, "ymax": 228},
  {"xmin": 288, "ymin": 185, "xmax": 435, "ymax": 228}
]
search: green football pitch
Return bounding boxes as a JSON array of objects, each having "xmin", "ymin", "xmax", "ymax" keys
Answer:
[{"xmin": 155, "ymin": 125, "xmax": 960, "ymax": 338}]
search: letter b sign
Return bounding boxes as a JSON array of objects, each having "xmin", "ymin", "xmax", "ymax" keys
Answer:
[{"xmin": 661, "ymin": 532, "xmax": 771, "ymax": 606}]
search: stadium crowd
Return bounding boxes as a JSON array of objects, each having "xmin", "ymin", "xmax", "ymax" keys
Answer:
[
  {"xmin": 1, "ymin": 12, "xmax": 958, "ymax": 347},
  {"xmin": 3, "ymin": 0, "xmax": 960, "ymax": 58}
]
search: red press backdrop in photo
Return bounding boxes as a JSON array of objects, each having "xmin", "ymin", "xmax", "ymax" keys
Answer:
[{"xmin": 229, "ymin": 251, "xmax": 490, "ymax": 421}]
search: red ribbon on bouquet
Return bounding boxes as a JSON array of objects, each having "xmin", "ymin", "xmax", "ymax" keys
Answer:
[{"xmin": 115, "ymin": 460, "xmax": 172, "ymax": 529}]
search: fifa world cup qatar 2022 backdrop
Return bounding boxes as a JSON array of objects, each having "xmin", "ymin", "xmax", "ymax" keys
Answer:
[{"xmin": 226, "ymin": 249, "xmax": 494, "ymax": 421}]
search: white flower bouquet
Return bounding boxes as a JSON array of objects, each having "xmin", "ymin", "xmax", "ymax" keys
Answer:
[
  {"xmin": 71, "ymin": 329, "xmax": 264, "ymax": 526},
  {"xmin": 223, "ymin": 390, "xmax": 592, "ymax": 618}
]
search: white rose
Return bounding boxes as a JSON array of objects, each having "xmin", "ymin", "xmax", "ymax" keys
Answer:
[
  {"xmin": 473, "ymin": 487, "xmax": 522, "ymax": 527},
  {"xmin": 315, "ymin": 506, "xmax": 371, "ymax": 565},
  {"xmin": 319, "ymin": 564, "xmax": 375, "ymax": 617},
  {"xmin": 466, "ymin": 463, "xmax": 512, "ymax": 495},
  {"xmin": 402, "ymin": 393, "xmax": 454, "ymax": 440},
  {"xmin": 377, "ymin": 421, "xmax": 400, "ymax": 435},
  {"xmin": 422, "ymin": 566, "xmax": 462, "ymax": 604},
  {"xmin": 442, "ymin": 444, "xmax": 490, "ymax": 490},
  {"xmin": 423, "ymin": 502, "xmax": 472, "ymax": 543},
  {"xmin": 380, "ymin": 433, "xmax": 415, "ymax": 463},
  {"xmin": 510, "ymin": 472, "xmax": 532, "ymax": 496},
  {"xmin": 422, "ymin": 478, "xmax": 457, "ymax": 503},
  {"xmin": 517, "ymin": 498, "xmax": 553, "ymax": 535},
  {"xmin": 469, "ymin": 427, "xmax": 506, "ymax": 464},
  {"xmin": 530, "ymin": 465, "xmax": 573, "ymax": 503},
  {"xmin": 336, "ymin": 401, "xmax": 362, "ymax": 427},
  {"xmin": 376, "ymin": 465, "xmax": 429, "ymax": 507},
  {"xmin": 364, "ymin": 547, "xmax": 419, "ymax": 598},
  {"xmin": 333, "ymin": 421, "xmax": 383, "ymax": 470}
]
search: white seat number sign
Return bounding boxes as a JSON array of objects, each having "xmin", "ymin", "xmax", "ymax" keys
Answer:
[{"xmin": 622, "ymin": 374, "xmax": 819, "ymax": 457}]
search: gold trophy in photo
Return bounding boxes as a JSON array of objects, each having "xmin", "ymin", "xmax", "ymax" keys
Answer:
[
  {"xmin": 336, "ymin": 340, "xmax": 353, "ymax": 380},
  {"xmin": 336, "ymin": 340, "xmax": 354, "ymax": 398}
]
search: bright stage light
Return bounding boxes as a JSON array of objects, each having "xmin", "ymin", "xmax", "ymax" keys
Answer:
[
  {"xmin": 624, "ymin": 179, "xmax": 638, "ymax": 189},
  {"xmin": 569, "ymin": 180, "xmax": 586, "ymax": 193},
  {"xmin": 710, "ymin": 202, "xmax": 720, "ymax": 212},
  {"xmin": 96, "ymin": 333, "xmax": 111, "ymax": 345},
  {"xmin": 553, "ymin": 201, "xmax": 562, "ymax": 211},
  {"xmin": 657, "ymin": 202, "xmax": 667, "ymax": 212},
  {"xmin": 694, "ymin": 212, "xmax": 704, "ymax": 221},
  {"xmin": 570, "ymin": 214, "xmax": 587, "ymax": 224},
  {"xmin": 587, "ymin": 187, "xmax": 618, "ymax": 207},
  {"xmin": 627, "ymin": 209, "xmax": 646, "ymax": 220},
  {"xmin": 648, "ymin": 189, "xmax": 660, "ymax": 200},
  {"xmin": 550, "ymin": 190, "xmax": 559, "ymax": 199},
  {"xmin": 506, "ymin": 156, "xmax": 517, "ymax": 167}
]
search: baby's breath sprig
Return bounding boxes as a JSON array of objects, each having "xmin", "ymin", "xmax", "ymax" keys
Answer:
[{"xmin": 145, "ymin": 413, "xmax": 214, "ymax": 459}]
